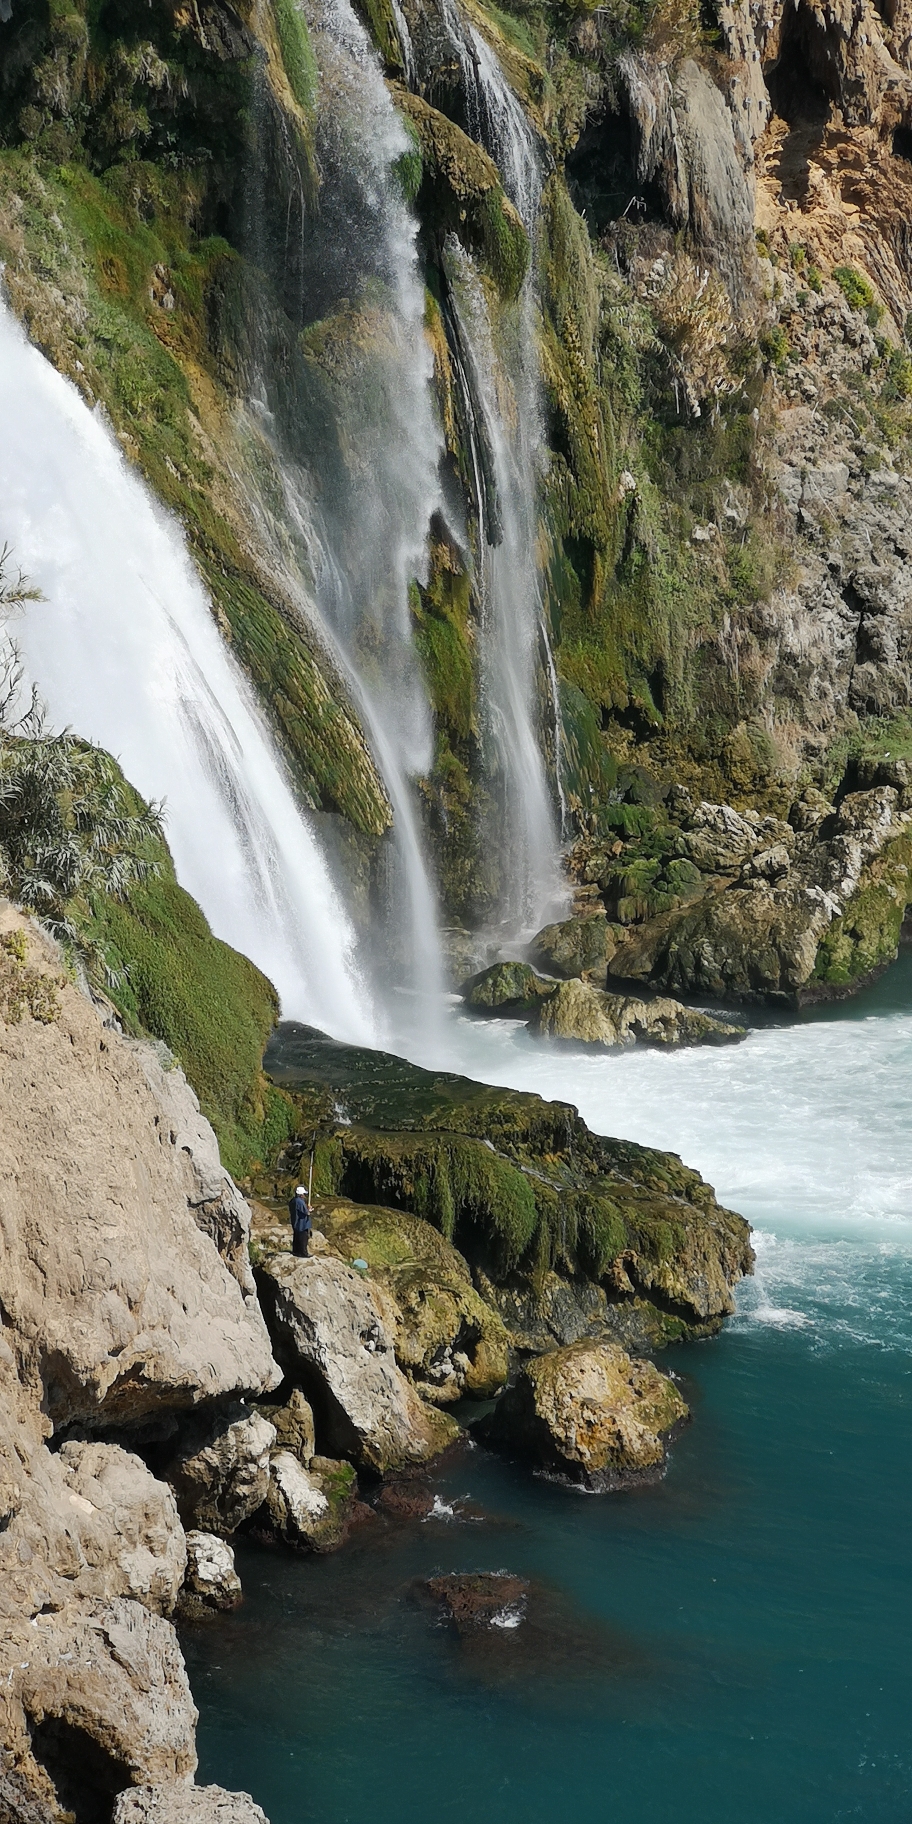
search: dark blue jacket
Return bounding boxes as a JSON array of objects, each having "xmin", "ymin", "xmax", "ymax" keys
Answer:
[{"xmin": 289, "ymin": 1194, "xmax": 311, "ymax": 1234}]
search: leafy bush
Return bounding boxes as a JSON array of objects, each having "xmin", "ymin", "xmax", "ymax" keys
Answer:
[{"xmin": 833, "ymin": 265, "xmax": 876, "ymax": 312}]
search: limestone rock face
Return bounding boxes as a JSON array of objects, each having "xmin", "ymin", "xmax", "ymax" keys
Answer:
[
  {"xmin": 129, "ymin": 1040, "xmax": 259, "ymax": 1300},
  {"xmin": 317, "ymin": 1201, "xmax": 510, "ymax": 1404},
  {"xmin": 178, "ymin": 1532, "xmax": 243, "ymax": 1615},
  {"xmin": 114, "ymin": 1785, "xmax": 269, "ymax": 1824},
  {"xmin": 54, "ymin": 1441, "xmax": 187, "ymax": 1616},
  {"xmin": 478, "ymin": 1341, "xmax": 688, "ymax": 1489},
  {"xmin": 255, "ymin": 1254, "xmax": 459, "ymax": 1471},
  {"xmin": 165, "ymin": 1407, "xmax": 276, "ymax": 1536},
  {"xmin": 530, "ymin": 978, "xmax": 744, "ymax": 1048},
  {"xmin": 0, "ymin": 908, "xmax": 278, "ymax": 1431}
]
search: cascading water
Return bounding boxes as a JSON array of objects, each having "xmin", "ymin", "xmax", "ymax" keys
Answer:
[
  {"xmin": 0, "ymin": 299, "xmax": 374, "ymax": 1043},
  {"xmin": 434, "ymin": 1, "xmax": 565, "ymax": 930},
  {"xmin": 244, "ymin": 0, "xmax": 447, "ymax": 1031}
]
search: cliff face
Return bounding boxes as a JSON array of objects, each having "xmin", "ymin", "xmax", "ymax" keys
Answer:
[
  {"xmin": 0, "ymin": 904, "xmax": 274, "ymax": 1820},
  {"xmin": 4, "ymin": 0, "xmax": 912, "ymax": 946}
]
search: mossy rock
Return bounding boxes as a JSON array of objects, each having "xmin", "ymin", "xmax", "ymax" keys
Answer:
[
  {"xmin": 529, "ymin": 913, "xmax": 618, "ymax": 979},
  {"xmin": 317, "ymin": 1197, "xmax": 510, "ymax": 1400},
  {"xmin": 261, "ymin": 1023, "xmax": 754, "ymax": 1334},
  {"xmin": 461, "ymin": 960, "xmax": 553, "ymax": 1011},
  {"xmin": 391, "ymin": 87, "xmax": 529, "ymax": 301}
]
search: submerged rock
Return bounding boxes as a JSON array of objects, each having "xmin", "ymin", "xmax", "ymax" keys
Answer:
[
  {"xmin": 422, "ymin": 1572, "xmax": 529, "ymax": 1634},
  {"xmin": 177, "ymin": 1531, "xmax": 243, "ymax": 1616},
  {"xmin": 476, "ymin": 1340, "xmax": 688, "ymax": 1489},
  {"xmin": 255, "ymin": 1254, "xmax": 459, "ymax": 1473},
  {"xmin": 529, "ymin": 978, "xmax": 744, "ymax": 1048}
]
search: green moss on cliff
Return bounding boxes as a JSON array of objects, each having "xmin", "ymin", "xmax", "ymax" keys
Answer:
[{"xmin": 810, "ymin": 830, "xmax": 912, "ymax": 989}]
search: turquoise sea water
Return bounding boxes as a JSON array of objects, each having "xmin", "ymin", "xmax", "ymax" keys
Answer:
[{"xmin": 183, "ymin": 963, "xmax": 912, "ymax": 1822}]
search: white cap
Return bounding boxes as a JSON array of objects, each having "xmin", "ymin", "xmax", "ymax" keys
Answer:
[{"xmin": 295, "ymin": 1186, "xmax": 307, "ymax": 1197}]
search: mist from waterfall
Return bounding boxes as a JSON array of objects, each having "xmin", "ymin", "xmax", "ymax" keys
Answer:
[
  {"xmin": 245, "ymin": 0, "xmax": 447, "ymax": 1032},
  {"xmin": 0, "ymin": 300, "xmax": 374, "ymax": 1043}
]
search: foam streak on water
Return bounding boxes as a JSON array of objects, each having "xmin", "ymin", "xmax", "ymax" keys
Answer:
[{"xmin": 0, "ymin": 300, "xmax": 373, "ymax": 1040}]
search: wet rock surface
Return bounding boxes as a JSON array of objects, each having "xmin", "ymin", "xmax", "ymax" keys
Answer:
[
  {"xmin": 422, "ymin": 1571, "xmax": 530, "ymax": 1634},
  {"xmin": 529, "ymin": 978, "xmax": 744, "ymax": 1048}
]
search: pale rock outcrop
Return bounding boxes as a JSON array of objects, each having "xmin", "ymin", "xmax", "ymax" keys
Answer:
[
  {"xmin": 0, "ymin": 907, "xmax": 278, "ymax": 1431},
  {"xmin": 255, "ymin": 1254, "xmax": 459, "ymax": 1472},
  {"xmin": 114, "ymin": 1785, "xmax": 269, "ymax": 1824},
  {"xmin": 164, "ymin": 1406, "xmax": 276, "ymax": 1536},
  {"xmin": 477, "ymin": 1340, "xmax": 688, "ymax": 1489},
  {"xmin": 615, "ymin": 53, "xmax": 756, "ymax": 284},
  {"xmin": 261, "ymin": 1449, "xmax": 357, "ymax": 1553},
  {"xmin": 54, "ymin": 1441, "xmax": 186, "ymax": 1616},
  {"xmin": 0, "ymin": 910, "xmax": 277, "ymax": 1819},
  {"xmin": 178, "ymin": 1533, "xmax": 243, "ymax": 1615}
]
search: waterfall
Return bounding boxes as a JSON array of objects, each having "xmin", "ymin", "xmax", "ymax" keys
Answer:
[
  {"xmin": 245, "ymin": 0, "xmax": 446, "ymax": 1034},
  {"xmin": 432, "ymin": 4, "xmax": 564, "ymax": 929},
  {"xmin": 0, "ymin": 299, "xmax": 374, "ymax": 1043}
]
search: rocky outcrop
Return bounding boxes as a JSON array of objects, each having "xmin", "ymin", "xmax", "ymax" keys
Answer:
[
  {"xmin": 254, "ymin": 1253, "xmax": 460, "ymax": 1472},
  {"xmin": 178, "ymin": 1533, "xmax": 243, "ymax": 1616},
  {"xmin": 528, "ymin": 913, "xmax": 617, "ymax": 979},
  {"xmin": 262, "ymin": 1024, "xmax": 754, "ymax": 1345},
  {"xmin": 529, "ymin": 978, "xmax": 745, "ymax": 1047},
  {"xmin": 0, "ymin": 908, "xmax": 278, "ymax": 1432},
  {"xmin": 316, "ymin": 1200, "xmax": 510, "ymax": 1403},
  {"xmin": 164, "ymin": 1407, "xmax": 276, "ymax": 1536},
  {"xmin": 260, "ymin": 1451, "xmax": 358, "ymax": 1553},
  {"xmin": 477, "ymin": 1340, "xmax": 688, "ymax": 1489},
  {"xmin": 0, "ymin": 910, "xmax": 279, "ymax": 1821},
  {"xmin": 604, "ymin": 787, "xmax": 912, "ymax": 1001},
  {"xmin": 114, "ymin": 1788, "xmax": 268, "ymax": 1824},
  {"xmin": 129, "ymin": 1042, "xmax": 260, "ymax": 1301}
]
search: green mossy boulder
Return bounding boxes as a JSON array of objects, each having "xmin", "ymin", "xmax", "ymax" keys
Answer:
[
  {"xmin": 317, "ymin": 1197, "xmax": 510, "ymax": 1402},
  {"xmin": 391, "ymin": 87, "xmax": 529, "ymax": 301},
  {"xmin": 529, "ymin": 912, "xmax": 618, "ymax": 979},
  {"xmin": 462, "ymin": 960, "xmax": 553, "ymax": 1011}
]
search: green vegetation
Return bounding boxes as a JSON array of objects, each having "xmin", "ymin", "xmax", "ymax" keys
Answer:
[
  {"xmin": 832, "ymin": 265, "xmax": 876, "ymax": 312},
  {"xmin": 0, "ymin": 928, "xmax": 62, "ymax": 1025},
  {"xmin": 273, "ymin": 0, "xmax": 318, "ymax": 115}
]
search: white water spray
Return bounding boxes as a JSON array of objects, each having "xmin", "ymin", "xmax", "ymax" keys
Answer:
[{"xmin": 0, "ymin": 299, "xmax": 374, "ymax": 1042}]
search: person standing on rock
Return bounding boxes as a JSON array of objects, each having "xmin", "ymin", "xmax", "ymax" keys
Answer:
[{"xmin": 289, "ymin": 1185, "xmax": 312, "ymax": 1258}]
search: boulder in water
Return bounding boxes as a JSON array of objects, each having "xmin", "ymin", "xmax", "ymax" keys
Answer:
[
  {"xmin": 261, "ymin": 1450, "xmax": 358, "ymax": 1553},
  {"xmin": 528, "ymin": 913, "xmax": 618, "ymax": 979},
  {"xmin": 461, "ymin": 961, "xmax": 552, "ymax": 1012},
  {"xmin": 476, "ymin": 1340, "xmax": 688, "ymax": 1489},
  {"xmin": 529, "ymin": 977, "xmax": 744, "ymax": 1048},
  {"xmin": 422, "ymin": 1572, "xmax": 529, "ymax": 1634}
]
